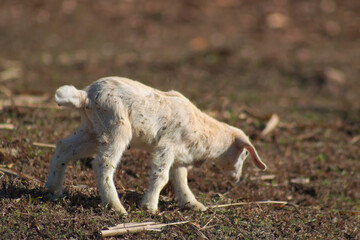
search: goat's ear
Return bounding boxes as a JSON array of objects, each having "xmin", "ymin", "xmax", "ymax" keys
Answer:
[
  {"xmin": 236, "ymin": 137, "xmax": 267, "ymax": 170},
  {"xmin": 244, "ymin": 143, "xmax": 267, "ymax": 170}
]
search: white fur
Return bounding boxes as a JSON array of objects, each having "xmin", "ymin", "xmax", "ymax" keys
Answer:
[
  {"xmin": 45, "ymin": 77, "xmax": 266, "ymax": 214},
  {"xmin": 55, "ymin": 85, "xmax": 87, "ymax": 108}
]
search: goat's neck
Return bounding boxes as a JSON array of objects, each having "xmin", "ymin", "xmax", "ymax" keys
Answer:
[{"xmin": 195, "ymin": 111, "xmax": 235, "ymax": 159}]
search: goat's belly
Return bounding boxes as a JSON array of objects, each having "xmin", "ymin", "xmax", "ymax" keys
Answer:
[{"xmin": 129, "ymin": 136, "xmax": 154, "ymax": 152}]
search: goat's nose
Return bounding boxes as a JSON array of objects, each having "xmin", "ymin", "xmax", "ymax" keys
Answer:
[
  {"xmin": 235, "ymin": 176, "xmax": 245, "ymax": 186},
  {"xmin": 230, "ymin": 173, "xmax": 240, "ymax": 183}
]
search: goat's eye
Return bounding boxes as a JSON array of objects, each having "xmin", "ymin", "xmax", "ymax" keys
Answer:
[{"xmin": 242, "ymin": 149, "xmax": 249, "ymax": 157}]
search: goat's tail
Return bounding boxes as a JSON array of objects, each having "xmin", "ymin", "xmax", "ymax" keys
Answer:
[{"xmin": 55, "ymin": 85, "xmax": 87, "ymax": 109}]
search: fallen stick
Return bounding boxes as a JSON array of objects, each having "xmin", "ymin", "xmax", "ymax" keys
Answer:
[
  {"xmin": 0, "ymin": 99, "xmax": 58, "ymax": 110},
  {"xmin": 0, "ymin": 167, "xmax": 43, "ymax": 183},
  {"xmin": 0, "ymin": 167, "xmax": 22, "ymax": 177},
  {"xmin": 250, "ymin": 174, "xmax": 276, "ymax": 181},
  {"xmin": 0, "ymin": 86, "xmax": 13, "ymax": 97},
  {"xmin": 33, "ymin": 142, "xmax": 56, "ymax": 148},
  {"xmin": 290, "ymin": 177, "xmax": 310, "ymax": 184},
  {"xmin": 201, "ymin": 215, "xmax": 216, "ymax": 230},
  {"xmin": 243, "ymin": 109, "xmax": 273, "ymax": 121},
  {"xmin": 102, "ymin": 225, "xmax": 161, "ymax": 237},
  {"xmin": 101, "ymin": 221, "xmax": 190, "ymax": 237},
  {"xmin": 0, "ymin": 123, "xmax": 14, "ymax": 130},
  {"xmin": 189, "ymin": 222, "xmax": 208, "ymax": 240},
  {"xmin": 339, "ymin": 210, "xmax": 360, "ymax": 216},
  {"xmin": 209, "ymin": 200, "xmax": 290, "ymax": 209},
  {"xmin": 107, "ymin": 221, "xmax": 157, "ymax": 230},
  {"xmin": 296, "ymin": 129, "xmax": 322, "ymax": 141}
]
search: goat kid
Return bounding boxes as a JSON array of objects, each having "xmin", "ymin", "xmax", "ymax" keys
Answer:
[{"xmin": 45, "ymin": 77, "xmax": 266, "ymax": 214}]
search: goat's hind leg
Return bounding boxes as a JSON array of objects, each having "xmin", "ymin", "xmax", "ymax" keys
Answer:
[{"xmin": 45, "ymin": 128, "xmax": 97, "ymax": 198}]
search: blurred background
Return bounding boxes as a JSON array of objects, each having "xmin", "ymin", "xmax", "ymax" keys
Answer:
[
  {"xmin": 1, "ymin": 0, "xmax": 359, "ymax": 119},
  {"xmin": 0, "ymin": 1, "xmax": 359, "ymax": 238}
]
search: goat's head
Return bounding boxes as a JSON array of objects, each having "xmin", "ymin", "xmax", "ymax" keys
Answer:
[{"xmin": 216, "ymin": 130, "xmax": 266, "ymax": 184}]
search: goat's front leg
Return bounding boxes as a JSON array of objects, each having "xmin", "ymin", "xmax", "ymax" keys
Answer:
[
  {"xmin": 93, "ymin": 135, "xmax": 130, "ymax": 214},
  {"xmin": 141, "ymin": 147, "xmax": 174, "ymax": 213},
  {"xmin": 45, "ymin": 129, "xmax": 97, "ymax": 198},
  {"xmin": 170, "ymin": 166, "xmax": 206, "ymax": 211}
]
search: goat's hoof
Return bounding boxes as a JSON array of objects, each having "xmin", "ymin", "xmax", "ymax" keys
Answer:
[
  {"xmin": 114, "ymin": 208, "xmax": 128, "ymax": 215},
  {"xmin": 140, "ymin": 202, "xmax": 158, "ymax": 214},
  {"xmin": 111, "ymin": 206, "xmax": 128, "ymax": 215},
  {"xmin": 104, "ymin": 202, "xmax": 128, "ymax": 215},
  {"xmin": 115, "ymin": 209, "xmax": 128, "ymax": 215},
  {"xmin": 47, "ymin": 193, "xmax": 63, "ymax": 201},
  {"xmin": 182, "ymin": 202, "xmax": 207, "ymax": 211},
  {"xmin": 195, "ymin": 204, "xmax": 207, "ymax": 212},
  {"xmin": 45, "ymin": 183, "xmax": 63, "ymax": 198},
  {"xmin": 145, "ymin": 208, "xmax": 158, "ymax": 214}
]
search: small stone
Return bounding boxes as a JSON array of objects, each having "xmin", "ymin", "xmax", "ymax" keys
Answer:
[{"xmin": 266, "ymin": 13, "xmax": 288, "ymax": 29}]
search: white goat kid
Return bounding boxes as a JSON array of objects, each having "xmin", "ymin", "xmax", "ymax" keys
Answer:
[{"xmin": 45, "ymin": 77, "xmax": 266, "ymax": 214}]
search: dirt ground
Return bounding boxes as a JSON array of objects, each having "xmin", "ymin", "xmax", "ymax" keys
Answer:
[{"xmin": 0, "ymin": 0, "xmax": 359, "ymax": 239}]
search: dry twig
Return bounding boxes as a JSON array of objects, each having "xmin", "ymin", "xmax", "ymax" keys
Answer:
[
  {"xmin": 101, "ymin": 221, "xmax": 190, "ymax": 237},
  {"xmin": 290, "ymin": 177, "xmax": 310, "ymax": 184},
  {"xmin": 0, "ymin": 167, "xmax": 43, "ymax": 183},
  {"xmin": 209, "ymin": 200, "xmax": 291, "ymax": 209},
  {"xmin": 0, "ymin": 86, "xmax": 15, "ymax": 107},
  {"xmin": 240, "ymin": 110, "xmax": 280, "ymax": 137},
  {"xmin": 188, "ymin": 222, "xmax": 208, "ymax": 240},
  {"xmin": 250, "ymin": 174, "xmax": 276, "ymax": 181},
  {"xmin": 339, "ymin": 210, "xmax": 360, "ymax": 216},
  {"xmin": 0, "ymin": 93, "xmax": 58, "ymax": 110},
  {"xmin": 0, "ymin": 123, "xmax": 14, "ymax": 130},
  {"xmin": 243, "ymin": 109, "xmax": 272, "ymax": 121},
  {"xmin": 201, "ymin": 214, "xmax": 217, "ymax": 230},
  {"xmin": 33, "ymin": 142, "xmax": 56, "ymax": 148},
  {"xmin": 296, "ymin": 129, "xmax": 322, "ymax": 141}
]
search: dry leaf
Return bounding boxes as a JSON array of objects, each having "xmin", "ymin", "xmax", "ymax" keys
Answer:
[
  {"xmin": 266, "ymin": 13, "xmax": 288, "ymax": 29},
  {"xmin": 0, "ymin": 148, "xmax": 19, "ymax": 157},
  {"xmin": 324, "ymin": 68, "xmax": 346, "ymax": 84},
  {"xmin": 351, "ymin": 135, "xmax": 360, "ymax": 144},
  {"xmin": 189, "ymin": 37, "xmax": 208, "ymax": 51},
  {"xmin": 261, "ymin": 114, "xmax": 280, "ymax": 137},
  {"xmin": 290, "ymin": 177, "xmax": 310, "ymax": 184}
]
